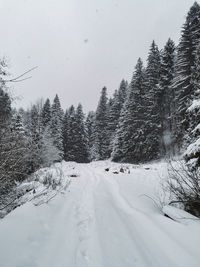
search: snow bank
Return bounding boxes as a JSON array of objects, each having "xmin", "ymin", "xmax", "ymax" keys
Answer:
[{"xmin": 163, "ymin": 205, "xmax": 200, "ymax": 225}]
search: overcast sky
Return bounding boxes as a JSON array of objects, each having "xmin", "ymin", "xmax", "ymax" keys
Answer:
[{"xmin": 0, "ymin": 0, "xmax": 196, "ymax": 112}]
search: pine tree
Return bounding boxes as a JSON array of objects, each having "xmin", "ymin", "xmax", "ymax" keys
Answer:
[
  {"xmin": 51, "ymin": 94, "xmax": 64, "ymax": 160},
  {"xmin": 172, "ymin": 2, "xmax": 200, "ymax": 148},
  {"xmin": 160, "ymin": 38, "xmax": 176, "ymax": 156},
  {"xmin": 41, "ymin": 98, "xmax": 51, "ymax": 127},
  {"xmin": 112, "ymin": 58, "xmax": 146, "ymax": 163},
  {"xmin": 91, "ymin": 87, "xmax": 109, "ymax": 160}
]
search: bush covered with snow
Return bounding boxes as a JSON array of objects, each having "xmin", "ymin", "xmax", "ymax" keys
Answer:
[{"xmin": 167, "ymin": 161, "xmax": 200, "ymax": 217}]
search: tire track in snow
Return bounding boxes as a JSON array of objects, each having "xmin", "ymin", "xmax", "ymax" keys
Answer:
[
  {"xmin": 94, "ymin": 170, "xmax": 199, "ymax": 267},
  {"xmin": 74, "ymin": 165, "xmax": 103, "ymax": 267}
]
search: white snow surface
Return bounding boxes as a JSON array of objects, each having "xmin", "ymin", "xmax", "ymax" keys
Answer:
[{"xmin": 0, "ymin": 161, "xmax": 200, "ymax": 267}]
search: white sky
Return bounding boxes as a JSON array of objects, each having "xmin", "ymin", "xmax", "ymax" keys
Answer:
[{"xmin": 0, "ymin": 0, "xmax": 196, "ymax": 112}]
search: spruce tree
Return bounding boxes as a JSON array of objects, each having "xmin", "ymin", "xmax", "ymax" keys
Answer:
[
  {"xmin": 85, "ymin": 111, "xmax": 95, "ymax": 160},
  {"xmin": 27, "ymin": 104, "xmax": 42, "ymax": 172},
  {"xmin": 62, "ymin": 109, "xmax": 69, "ymax": 161},
  {"xmin": 74, "ymin": 104, "xmax": 89, "ymax": 163},
  {"xmin": 51, "ymin": 94, "xmax": 64, "ymax": 160},
  {"xmin": 107, "ymin": 79, "xmax": 128, "ymax": 155},
  {"xmin": 160, "ymin": 38, "xmax": 176, "ymax": 156},
  {"xmin": 65, "ymin": 105, "xmax": 77, "ymax": 161},
  {"xmin": 112, "ymin": 58, "xmax": 146, "ymax": 163},
  {"xmin": 185, "ymin": 44, "xmax": 200, "ymax": 168},
  {"xmin": 172, "ymin": 2, "xmax": 200, "ymax": 148},
  {"xmin": 91, "ymin": 87, "xmax": 109, "ymax": 160},
  {"xmin": 144, "ymin": 40, "xmax": 162, "ymax": 160},
  {"xmin": 41, "ymin": 98, "xmax": 51, "ymax": 127},
  {"xmin": 0, "ymin": 87, "xmax": 11, "ymax": 126}
]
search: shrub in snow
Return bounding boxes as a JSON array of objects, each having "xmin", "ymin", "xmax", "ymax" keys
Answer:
[{"xmin": 167, "ymin": 161, "xmax": 200, "ymax": 217}]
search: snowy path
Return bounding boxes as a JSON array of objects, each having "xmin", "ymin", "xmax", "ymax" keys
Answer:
[{"xmin": 0, "ymin": 162, "xmax": 200, "ymax": 267}]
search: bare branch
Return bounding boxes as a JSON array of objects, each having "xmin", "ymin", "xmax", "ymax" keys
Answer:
[{"xmin": 3, "ymin": 66, "xmax": 38, "ymax": 83}]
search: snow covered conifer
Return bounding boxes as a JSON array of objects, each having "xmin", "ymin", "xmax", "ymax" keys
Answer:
[
  {"xmin": 144, "ymin": 40, "xmax": 162, "ymax": 160},
  {"xmin": 107, "ymin": 79, "xmax": 128, "ymax": 155},
  {"xmin": 184, "ymin": 44, "xmax": 200, "ymax": 168},
  {"xmin": 112, "ymin": 58, "xmax": 146, "ymax": 163},
  {"xmin": 41, "ymin": 98, "xmax": 51, "ymax": 127},
  {"xmin": 0, "ymin": 87, "xmax": 11, "ymax": 126},
  {"xmin": 64, "ymin": 105, "xmax": 77, "ymax": 161},
  {"xmin": 85, "ymin": 111, "xmax": 95, "ymax": 160},
  {"xmin": 91, "ymin": 87, "xmax": 109, "ymax": 160},
  {"xmin": 172, "ymin": 2, "xmax": 200, "ymax": 148},
  {"xmin": 160, "ymin": 38, "xmax": 176, "ymax": 156},
  {"xmin": 62, "ymin": 109, "xmax": 69, "ymax": 161},
  {"xmin": 74, "ymin": 104, "xmax": 89, "ymax": 163},
  {"xmin": 51, "ymin": 94, "xmax": 64, "ymax": 160}
]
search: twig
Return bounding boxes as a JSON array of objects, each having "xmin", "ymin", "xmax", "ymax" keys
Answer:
[{"xmin": 3, "ymin": 66, "xmax": 38, "ymax": 83}]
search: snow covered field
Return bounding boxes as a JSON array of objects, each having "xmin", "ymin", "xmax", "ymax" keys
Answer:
[{"xmin": 0, "ymin": 161, "xmax": 200, "ymax": 267}]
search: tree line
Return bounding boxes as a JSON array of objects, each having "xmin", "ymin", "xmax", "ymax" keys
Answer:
[{"xmin": 0, "ymin": 2, "xmax": 200, "ymax": 201}]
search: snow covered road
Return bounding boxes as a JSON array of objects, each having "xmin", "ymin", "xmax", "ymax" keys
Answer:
[{"xmin": 0, "ymin": 161, "xmax": 200, "ymax": 267}]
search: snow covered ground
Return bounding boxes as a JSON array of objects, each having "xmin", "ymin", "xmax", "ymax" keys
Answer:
[{"xmin": 0, "ymin": 161, "xmax": 200, "ymax": 267}]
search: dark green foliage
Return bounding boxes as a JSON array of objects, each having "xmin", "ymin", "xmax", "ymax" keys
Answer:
[
  {"xmin": 63, "ymin": 109, "xmax": 70, "ymax": 161},
  {"xmin": 112, "ymin": 59, "xmax": 146, "ymax": 163},
  {"xmin": 51, "ymin": 94, "xmax": 64, "ymax": 159},
  {"xmin": 107, "ymin": 80, "xmax": 128, "ymax": 155},
  {"xmin": 143, "ymin": 41, "xmax": 162, "ymax": 160},
  {"xmin": 0, "ymin": 88, "xmax": 11, "ymax": 125},
  {"xmin": 41, "ymin": 98, "xmax": 51, "ymax": 127},
  {"xmin": 85, "ymin": 111, "xmax": 95, "ymax": 160},
  {"xmin": 74, "ymin": 104, "xmax": 89, "ymax": 163},
  {"xmin": 160, "ymin": 38, "xmax": 176, "ymax": 156},
  {"xmin": 63, "ymin": 104, "xmax": 89, "ymax": 162},
  {"xmin": 91, "ymin": 87, "xmax": 110, "ymax": 160},
  {"xmin": 172, "ymin": 2, "xmax": 200, "ymax": 146},
  {"xmin": 184, "ymin": 44, "xmax": 200, "ymax": 168}
]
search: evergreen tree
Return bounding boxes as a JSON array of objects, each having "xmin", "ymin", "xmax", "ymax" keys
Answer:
[
  {"xmin": 160, "ymin": 38, "xmax": 176, "ymax": 156},
  {"xmin": 144, "ymin": 40, "xmax": 162, "ymax": 160},
  {"xmin": 172, "ymin": 2, "xmax": 200, "ymax": 148},
  {"xmin": 107, "ymin": 79, "xmax": 128, "ymax": 155},
  {"xmin": 184, "ymin": 44, "xmax": 200, "ymax": 168},
  {"xmin": 26, "ymin": 104, "xmax": 43, "ymax": 173},
  {"xmin": 74, "ymin": 104, "xmax": 89, "ymax": 163},
  {"xmin": 0, "ymin": 87, "xmax": 11, "ymax": 126},
  {"xmin": 9, "ymin": 114, "xmax": 30, "ymax": 180},
  {"xmin": 91, "ymin": 87, "xmax": 109, "ymax": 160},
  {"xmin": 51, "ymin": 94, "xmax": 64, "ymax": 160},
  {"xmin": 40, "ymin": 126, "xmax": 61, "ymax": 166},
  {"xmin": 85, "ymin": 111, "xmax": 95, "ymax": 160},
  {"xmin": 64, "ymin": 105, "xmax": 77, "ymax": 161},
  {"xmin": 112, "ymin": 58, "xmax": 146, "ymax": 163},
  {"xmin": 62, "ymin": 109, "xmax": 70, "ymax": 161},
  {"xmin": 41, "ymin": 98, "xmax": 51, "ymax": 127}
]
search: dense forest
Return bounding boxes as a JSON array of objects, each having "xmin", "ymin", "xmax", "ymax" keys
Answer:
[{"xmin": 0, "ymin": 2, "xmax": 200, "ymax": 213}]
